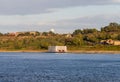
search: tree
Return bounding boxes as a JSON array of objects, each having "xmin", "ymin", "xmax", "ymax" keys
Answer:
[
  {"xmin": 117, "ymin": 34, "xmax": 120, "ymax": 40},
  {"xmin": 73, "ymin": 29, "xmax": 82, "ymax": 35},
  {"xmin": 72, "ymin": 34, "xmax": 84, "ymax": 46},
  {"xmin": 42, "ymin": 32, "xmax": 48, "ymax": 36},
  {"xmin": 0, "ymin": 33, "xmax": 3, "ymax": 36},
  {"xmin": 83, "ymin": 28, "xmax": 98, "ymax": 34},
  {"xmin": 101, "ymin": 22, "xmax": 120, "ymax": 32},
  {"xmin": 83, "ymin": 34, "xmax": 98, "ymax": 43}
]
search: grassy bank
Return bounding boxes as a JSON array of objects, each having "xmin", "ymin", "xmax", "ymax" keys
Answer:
[
  {"xmin": 0, "ymin": 45, "xmax": 120, "ymax": 54},
  {"xmin": 68, "ymin": 45, "xmax": 120, "ymax": 51}
]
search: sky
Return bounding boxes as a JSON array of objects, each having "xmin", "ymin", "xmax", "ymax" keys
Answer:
[{"xmin": 0, "ymin": 0, "xmax": 120, "ymax": 33}]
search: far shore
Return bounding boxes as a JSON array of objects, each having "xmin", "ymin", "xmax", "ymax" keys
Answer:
[
  {"xmin": 0, "ymin": 50, "xmax": 48, "ymax": 53},
  {"xmin": 0, "ymin": 50, "xmax": 120, "ymax": 54},
  {"xmin": 68, "ymin": 50, "xmax": 120, "ymax": 54}
]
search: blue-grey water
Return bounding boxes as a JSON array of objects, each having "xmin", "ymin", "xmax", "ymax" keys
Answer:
[{"xmin": 0, "ymin": 53, "xmax": 120, "ymax": 82}]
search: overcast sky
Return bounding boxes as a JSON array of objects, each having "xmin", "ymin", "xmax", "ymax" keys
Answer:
[{"xmin": 0, "ymin": 0, "xmax": 120, "ymax": 33}]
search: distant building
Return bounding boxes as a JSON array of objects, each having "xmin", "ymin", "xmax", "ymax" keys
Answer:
[
  {"xmin": 101, "ymin": 39, "xmax": 120, "ymax": 45},
  {"xmin": 8, "ymin": 32, "xmax": 16, "ymax": 36},
  {"xmin": 15, "ymin": 32, "xmax": 25, "ymax": 36},
  {"xmin": 6, "ymin": 32, "xmax": 24, "ymax": 36},
  {"xmin": 114, "ymin": 41, "xmax": 120, "ymax": 45},
  {"xmin": 48, "ymin": 46, "xmax": 67, "ymax": 53},
  {"xmin": 29, "ymin": 31, "xmax": 38, "ymax": 36},
  {"xmin": 66, "ymin": 33, "xmax": 72, "ymax": 38}
]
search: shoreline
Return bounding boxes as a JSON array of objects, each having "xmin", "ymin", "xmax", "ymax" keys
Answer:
[
  {"xmin": 0, "ymin": 50, "xmax": 48, "ymax": 53},
  {"xmin": 0, "ymin": 50, "xmax": 120, "ymax": 54},
  {"xmin": 68, "ymin": 50, "xmax": 120, "ymax": 54}
]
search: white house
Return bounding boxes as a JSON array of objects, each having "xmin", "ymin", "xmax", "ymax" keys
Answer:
[{"xmin": 48, "ymin": 46, "xmax": 67, "ymax": 53}]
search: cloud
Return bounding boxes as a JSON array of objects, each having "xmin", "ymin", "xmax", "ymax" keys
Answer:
[
  {"xmin": 112, "ymin": 0, "xmax": 120, "ymax": 2},
  {"xmin": 50, "ymin": 14, "xmax": 120, "ymax": 32},
  {"xmin": 0, "ymin": 0, "xmax": 119, "ymax": 15},
  {"xmin": 1, "ymin": 14, "xmax": 119, "ymax": 33},
  {"xmin": 0, "ymin": 0, "xmax": 120, "ymax": 33}
]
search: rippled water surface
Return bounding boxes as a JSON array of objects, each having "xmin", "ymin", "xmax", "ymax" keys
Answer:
[{"xmin": 0, "ymin": 52, "xmax": 120, "ymax": 82}]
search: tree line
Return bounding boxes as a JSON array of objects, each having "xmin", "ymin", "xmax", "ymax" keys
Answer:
[{"xmin": 0, "ymin": 22, "xmax": 120, "ymax": 50}]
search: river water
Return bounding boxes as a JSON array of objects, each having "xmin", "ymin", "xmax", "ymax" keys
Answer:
[{"xmin": 0, "ymin": 52, "xmax": 120, "ymax": 82}]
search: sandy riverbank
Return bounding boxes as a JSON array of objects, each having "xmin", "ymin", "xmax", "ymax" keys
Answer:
[
  {"xmin": 0, "ymin": 50, "xmax": 48, "ymax": 53},
  {"xmin": 0, "ymin": 50, "xmax": 120, "ymax": 54},
  {"xmin": 68, "ymin": 50, "xmax": 120, "ymax": 54}
]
